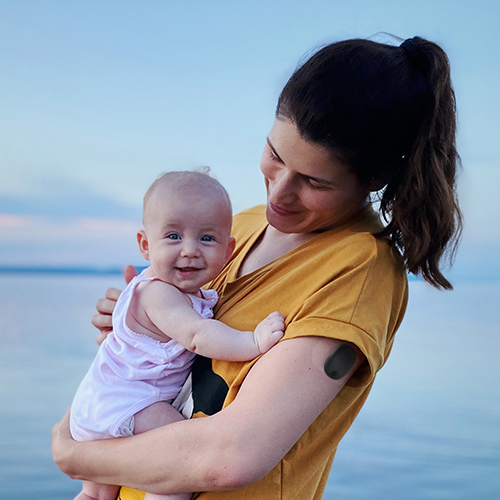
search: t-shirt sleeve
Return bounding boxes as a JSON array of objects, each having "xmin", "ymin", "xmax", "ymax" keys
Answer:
[{"xmin": 284, "ymin": 238, "xmax": 407, "ymax": 388}]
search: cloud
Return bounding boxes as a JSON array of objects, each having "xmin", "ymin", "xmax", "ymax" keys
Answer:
[
  {"xmin": 0, "ymin": 177, "xmax": 142, "ymax": 221},
  {"xmin": 0, "ymin": 214, "xmax": 35, "ymax": 228},
  {"xmin": 0, "ymin": 179, "xmax": 143, "ymax": 267},
  {"xmin": 0, "ymin": 213, "xmax": 143, "ymax": 267}
]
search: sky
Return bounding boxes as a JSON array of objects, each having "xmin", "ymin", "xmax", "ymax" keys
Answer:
[{"xmin": 1, "ymin": 0, "xmax": 499, "ymax": 279}]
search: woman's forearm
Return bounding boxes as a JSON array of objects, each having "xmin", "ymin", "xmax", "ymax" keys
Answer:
[
  {"xmin": 54, "ymin": 411, "xmax": 246, "ymax": 495},
  {"xmin": 53, "ymin": 336, "xmax": 364, "ymax": 495}
]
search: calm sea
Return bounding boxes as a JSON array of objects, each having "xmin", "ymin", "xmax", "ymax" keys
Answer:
[{"xmin": 0, "ymin": 273, "xmax": 498, "ymax": 499}]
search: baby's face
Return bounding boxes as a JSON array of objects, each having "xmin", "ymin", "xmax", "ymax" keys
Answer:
[{"xmin": 142, "ymin": 185, "xmax": 234, "ymax": 294}]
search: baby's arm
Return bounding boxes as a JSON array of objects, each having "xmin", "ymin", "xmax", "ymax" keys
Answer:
[{"xmin": 138, "ymin": 281, "xmax": 284, "ymax": 361}]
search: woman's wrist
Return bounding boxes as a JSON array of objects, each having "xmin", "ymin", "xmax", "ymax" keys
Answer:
[{"xmin": 52, "ymin": 411, "xmax": 79, "ymax": 478}]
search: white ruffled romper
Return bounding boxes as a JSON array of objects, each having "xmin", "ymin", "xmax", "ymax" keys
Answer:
[{"xmin": 70, "ymin": 271, "xmax": 218, "ymax": 441}]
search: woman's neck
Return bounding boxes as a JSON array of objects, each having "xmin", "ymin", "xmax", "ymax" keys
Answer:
[{"xmin": 237, "ymin": 225, "xmax": 315, "ymax": 278}]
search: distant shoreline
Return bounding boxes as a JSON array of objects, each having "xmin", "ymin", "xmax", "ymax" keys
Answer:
[
  {"xmin": 0, "ymin": 265, "xmax": 146, "ymax": 276},
  {"xmin": 0, "ymin": 266, "xmax": 494, "ymax": 283},
  {"xmin": 0, "ymin": 265, "xmax": 418, "ymax": 280}
]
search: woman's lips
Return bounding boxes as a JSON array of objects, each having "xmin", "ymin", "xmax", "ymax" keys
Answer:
[{"xmin": 270, "ymin": 202, "xmax": 300, "ymax": 216}]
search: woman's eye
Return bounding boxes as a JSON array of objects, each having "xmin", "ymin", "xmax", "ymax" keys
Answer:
[
  {"xmin": 268, "ymin": 147, "xmax": 281, "ymax": 163},
  {"xmin": 307, "ymin": 179, "xmax": 329, "ymax": 190}
]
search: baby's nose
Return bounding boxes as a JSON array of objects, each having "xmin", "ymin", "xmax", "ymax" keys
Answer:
[{"xmin": 180, "ymin": 240, "xmax": 200, "ymax": 257}]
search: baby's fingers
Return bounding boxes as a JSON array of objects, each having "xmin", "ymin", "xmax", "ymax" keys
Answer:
[
  {"xmin": 270, "ymin": 329, "xmax": 284, "ymax": 341},
  {"xmin": 270, "ymin": 320, "xmax": 285, "ymax": 334},
  {"xmin": 268, "ymin": 313, "xmax": 285, "ymax": 330},
  {"xmin": 265, "ymin": 311, "xmax": 285, "ymax": 321}
]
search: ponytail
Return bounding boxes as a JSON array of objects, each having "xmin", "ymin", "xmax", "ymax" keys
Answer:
[
  {"xmin": 378, "ymin": 37, "xmax": 462, "ymax": 289},
  {"xmin": 277, "ymin": 36, "xmax": 462, "ymax": 289}
]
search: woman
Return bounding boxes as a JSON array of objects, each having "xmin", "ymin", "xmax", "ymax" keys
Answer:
[{"xmin": 53, "ymin": 36, "xmax": 462, "ymax": 499}]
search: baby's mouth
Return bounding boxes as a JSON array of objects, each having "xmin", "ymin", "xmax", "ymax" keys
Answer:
[{"xmin": 176, "ymin": 267, "xmax": 202, "ymax": 274}]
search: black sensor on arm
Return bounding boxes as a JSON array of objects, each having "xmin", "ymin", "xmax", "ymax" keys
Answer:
[{"xmin": 324, "ymin": 344, "xmax": 357, "ymax": 380}]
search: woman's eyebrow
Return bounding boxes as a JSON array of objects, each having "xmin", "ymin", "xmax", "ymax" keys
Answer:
[
  {"xmin": 302, "ymin": 173, "xmax": 337, "ymax": 186},
  {"xmin": 266, "ymin": 137, "xmax": 284, "ymax": 163},
  {"xmin": 266, "ymin": 136, "xmax": 337, "ymax": 186}
]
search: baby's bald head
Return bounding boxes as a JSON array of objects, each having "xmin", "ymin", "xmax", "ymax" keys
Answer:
[{"xmin": 143, "ymin": 170, "xmax": 233, "ymax": 235}]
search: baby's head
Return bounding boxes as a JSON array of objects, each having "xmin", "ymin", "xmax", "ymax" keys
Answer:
[{"xmin": 138, "ymin": 170, "xmax": 235, "ymax": 294}]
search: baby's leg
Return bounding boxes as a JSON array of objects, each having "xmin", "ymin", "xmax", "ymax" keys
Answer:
[
  {"xmin": 133, "ymin": 400, "xmax": 185, "ymax": 433},
  {"xmin": 134, "ymin": 402, "xmax": 192, "ymax": 500},
  {"xmin": 74, "ymin": 481, "xmax": 119, "ymax": 500}
]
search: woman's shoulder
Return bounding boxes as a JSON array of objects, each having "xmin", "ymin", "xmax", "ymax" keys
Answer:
[
  {"xmin": 303, "ymin": 229, "xmax": 405, "ymax": 289},
  {"xmin": 312, "ymin": 205, "xmax": 398, "ymax": 264}
]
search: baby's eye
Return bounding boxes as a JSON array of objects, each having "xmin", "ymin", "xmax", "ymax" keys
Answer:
[
  {"xmin": 167, "ymin": 233, "xmax": 181, "ymax": 240},
  {"xmin": 201, "ymin": 235, "xmax": 214, "ymax": 242}
]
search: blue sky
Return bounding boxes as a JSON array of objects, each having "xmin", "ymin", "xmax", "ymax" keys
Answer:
[{"xmin": 1, "ymin": 0, "xmax": 499, "ymax": 279}]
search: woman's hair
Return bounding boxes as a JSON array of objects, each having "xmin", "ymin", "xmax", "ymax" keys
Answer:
[{"xmin": 277, "ymin": 36, "xmax": 462, "ymax": 289}]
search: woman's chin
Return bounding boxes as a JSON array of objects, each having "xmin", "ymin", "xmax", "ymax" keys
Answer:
[{"xmin": 266, "ymin": 208, "xmax": 305, "ymax": 234}]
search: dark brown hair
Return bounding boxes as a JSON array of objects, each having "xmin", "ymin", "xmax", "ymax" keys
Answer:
[{"xmin": 277, "ymin": 37, "xmax": 462, "ymax": 289}]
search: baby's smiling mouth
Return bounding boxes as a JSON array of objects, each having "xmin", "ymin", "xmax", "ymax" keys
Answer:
[{"xmin": 176, "ymin": 267, "xmax": 202, "ymax": 274}]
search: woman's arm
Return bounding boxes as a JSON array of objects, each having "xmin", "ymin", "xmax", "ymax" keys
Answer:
[{"xmin": 53, "ymin": 335, "xmax": 364, "ymax": 495}]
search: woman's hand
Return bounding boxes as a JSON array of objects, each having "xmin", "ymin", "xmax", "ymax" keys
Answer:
[
  {"xmin": 52, "ymin": 410, "xmax": 77, "ymax": 478},
  {"xmin": 91, "ymin": 265, "xmax": 137, "ymax": 345}
]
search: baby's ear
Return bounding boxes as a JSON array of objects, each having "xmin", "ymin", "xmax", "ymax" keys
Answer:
[
  {"xmin": 225, "ymin": 237, "xmax": 236, "ymax": 262},
  {"xmin": 137, "ymin": 230, "xmax": 151, "ymax": 261}
]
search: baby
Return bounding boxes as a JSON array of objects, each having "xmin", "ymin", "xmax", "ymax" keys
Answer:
[{"xmin": 70, "ymin": 170, "xmax": 285, "ymax": 500}]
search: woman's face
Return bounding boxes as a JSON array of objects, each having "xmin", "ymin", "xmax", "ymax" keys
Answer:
[{"xmin": 260, "ymin": 118, "xmax": 370, "ymax": 234}]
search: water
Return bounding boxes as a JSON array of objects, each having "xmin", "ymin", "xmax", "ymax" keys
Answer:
[
  {"xmin": 0, "ymin": 274, "xmax": 126, "ymax": 499},
  {"xmin": 0, "ymin": 274, "xmax": 499, "ymax": 499}
]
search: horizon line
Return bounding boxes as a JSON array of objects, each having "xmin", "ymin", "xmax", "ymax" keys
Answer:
[{"xmin": 0, "ymin": 265, "xmax": 147, "ymax": 276}]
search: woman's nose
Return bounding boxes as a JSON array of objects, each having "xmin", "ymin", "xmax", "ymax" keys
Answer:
[{"xmin": 269, "ymin": 171, "xmax": 296, "ymax": 204}]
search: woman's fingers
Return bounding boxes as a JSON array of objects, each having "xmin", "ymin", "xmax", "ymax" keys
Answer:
[
  {"xmin": 92, "ymin": 287, "xmax": 122, "ymax": 342},
  {"xmin": 92, "ymin": 312, "xmax": 113, "ymax": 344},
  {"xmin": 104, "ymin": 287, "xmax": 122, "ymax": 302},
  {"xmin": 91, "ymin": 267, "xmax": 135, "ymax": 345},
  {"xmin": 52, "ymin": 410, "xmax": 73, "ymax": 473},
  {"xmin": 123, "ymin": 265, "xmax": 138, "ymax": 284},
  {"xmin": 96, "ymin": 296, "xmax": 118, "ymax": 315},
  {"xmin": 95, "ymin": 331, "xmax": 109, "ymax": 346},
  {"xmin": 52, "ymin": 409, "xmax": 71, "ymax": 440},
  {"xmin": 91, "ymin": 310, "xmax": 113, "ymax": 327}
]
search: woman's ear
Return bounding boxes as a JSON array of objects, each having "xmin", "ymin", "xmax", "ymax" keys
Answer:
[
  {"xmin": 368, "ymin": 177, "xmax": 389, "ymax": 192},
  {"xmin": 137, "ymin": 230, "xmax": 151, "ymax": 261}
]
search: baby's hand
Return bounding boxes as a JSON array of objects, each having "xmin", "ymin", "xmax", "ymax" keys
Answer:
[{"xmin": 254, "ymin": 311, "xmax": 285, "ymax": 354}]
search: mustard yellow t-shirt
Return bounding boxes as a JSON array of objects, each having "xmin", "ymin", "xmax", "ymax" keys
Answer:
[{"xmin": 120, "ymin": 205, "xmax": 408, "ymax": 500}]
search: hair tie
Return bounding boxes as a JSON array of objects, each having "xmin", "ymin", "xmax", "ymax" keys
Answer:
[{"xmin": 400, "ymin": 37, "xmax": 426, "ymax": 73}]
